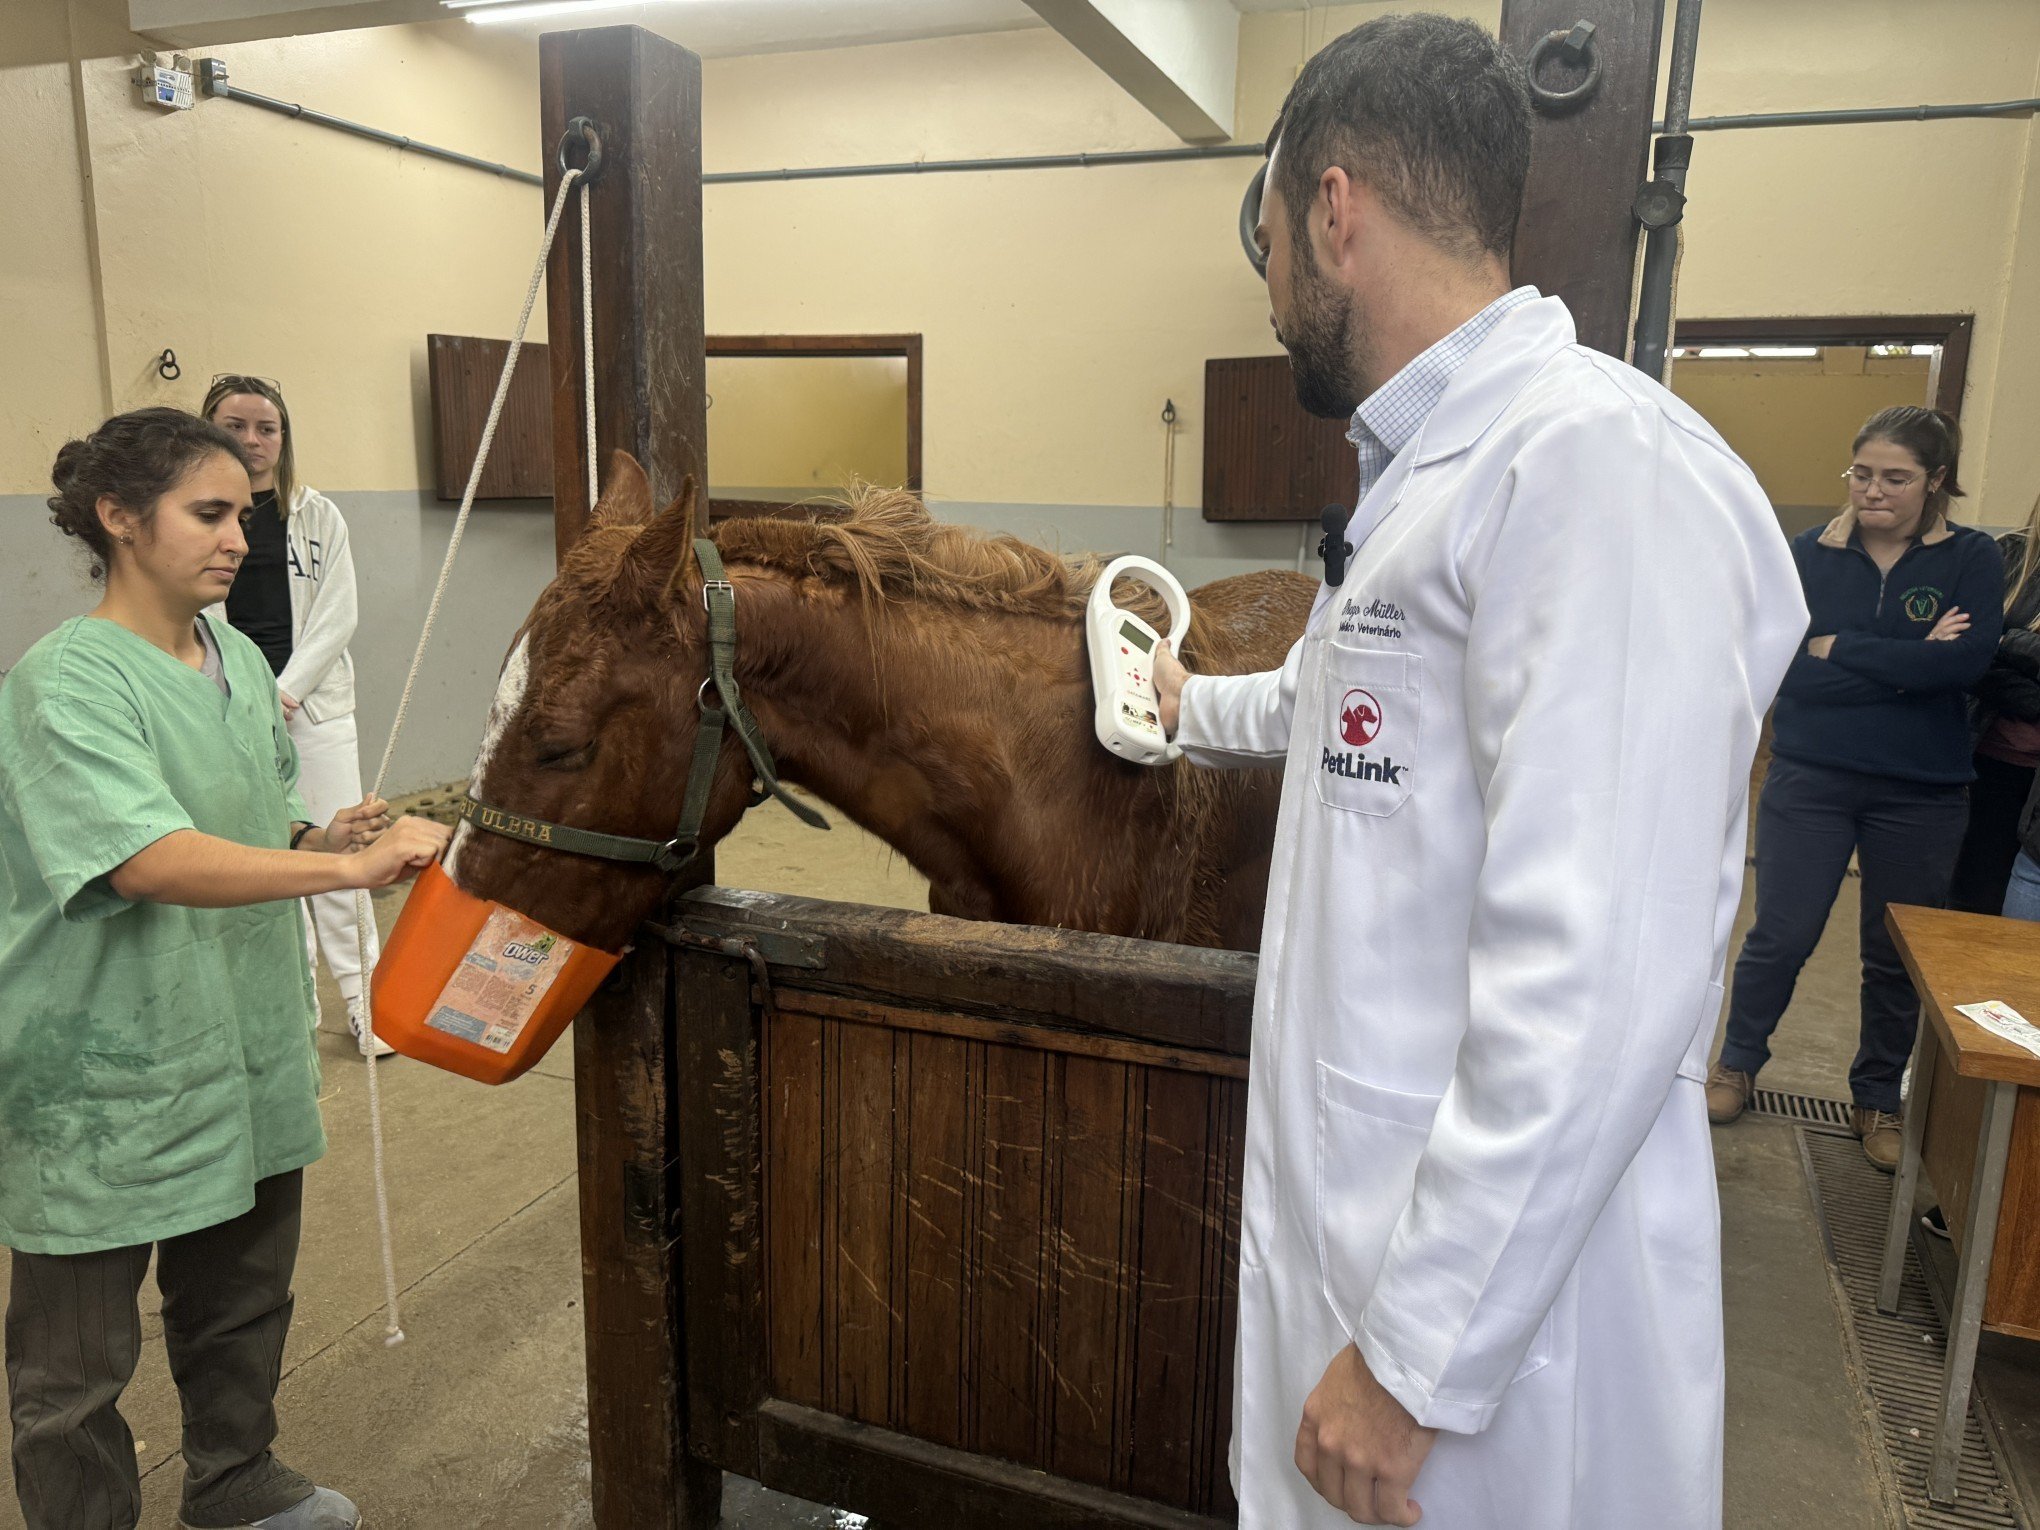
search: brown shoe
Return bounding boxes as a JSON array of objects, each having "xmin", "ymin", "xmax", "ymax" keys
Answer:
[
  {"xmin": 1706, "ymin": 1065, "xmax": 1753, "ymax": 1125},
  {"xmin": 1852, "ymin": 1107, "xmax": 1904, "ymax": 1173}
]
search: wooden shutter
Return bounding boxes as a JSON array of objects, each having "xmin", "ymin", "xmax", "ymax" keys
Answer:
[
  {"xmin": 428, "ymin": 334, "xmax": 554, "ymax": 501},
  {"xmin": 1201, "ymin": 356, "xmax": 1359, "ymax": 522}
]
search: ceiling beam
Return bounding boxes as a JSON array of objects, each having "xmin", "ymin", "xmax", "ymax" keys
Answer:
[
  {"xmin": 1024, "ymin": 0, "xmax": 1237, "ymax": 143},
  {"xmin": 128, "ymin": 0, "xmax": 441, "ymax": 48}
]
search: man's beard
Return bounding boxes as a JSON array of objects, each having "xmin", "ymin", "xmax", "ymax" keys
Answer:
[{"xmin": 1280, "ymin": 252, "xmax": 1362, "ymax": 420}]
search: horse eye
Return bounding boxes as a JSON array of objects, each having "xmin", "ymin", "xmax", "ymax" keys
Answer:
[{"xmin": 534, "ymin": 741, "xmax": 596, "ymax": 771}]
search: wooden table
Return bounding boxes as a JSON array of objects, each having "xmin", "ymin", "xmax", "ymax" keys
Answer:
[{"xmin": 1878, "ymin": 904, "xmax": 2040, "ymax": 1504}]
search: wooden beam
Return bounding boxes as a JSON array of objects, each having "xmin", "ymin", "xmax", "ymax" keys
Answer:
[
  {"xmin": 539, "ymin": 26, "xmax": 721, "ymax": 1530},
  {"xmin": 1500, "ymin": 0, "xmax": 1667, "ymax": 358},
  {"xmin": 543, "ymin": 23, "xmax": 709, "ymax": 559}
]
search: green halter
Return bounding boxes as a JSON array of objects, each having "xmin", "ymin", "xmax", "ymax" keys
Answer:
[{"xmin": 460, "ymin": 539, "xmax": 829, "ymax": 875}]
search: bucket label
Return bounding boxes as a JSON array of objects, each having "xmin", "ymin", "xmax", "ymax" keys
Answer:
[{"xmin": 425, "ymin": 907, "xmax": 573, "ymax": 1054}]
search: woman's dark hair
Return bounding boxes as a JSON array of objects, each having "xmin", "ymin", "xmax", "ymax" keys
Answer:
[
  {"xmin": 1267, "ymin": 14, "xmax": 1532, "ymax": 262},
  {"xmin": 1853, "ymin": 405, "xmax": 1965, "ymax": 527},
  {"xmin": 47, "ymin": 407, "xmax": 249, "ymax": 580}
]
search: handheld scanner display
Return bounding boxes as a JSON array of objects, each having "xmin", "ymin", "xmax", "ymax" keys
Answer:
[{"xmin": 1086, "ymin": 555, "xmax": 1191, "ymax": 767}]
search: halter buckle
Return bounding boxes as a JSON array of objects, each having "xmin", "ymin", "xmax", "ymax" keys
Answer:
[{"xmin": 702, "ymin": 579, "xmax": 734, "ymax": 611}]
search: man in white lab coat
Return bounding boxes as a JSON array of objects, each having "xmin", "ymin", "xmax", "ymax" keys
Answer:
[{"xmin": 1152, "ymin": 16, "xmax": 1807, "ymax": 1528}]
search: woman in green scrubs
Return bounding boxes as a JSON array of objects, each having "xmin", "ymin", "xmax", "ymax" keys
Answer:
[{"xmin": 0, "ymin": 408, "xmax": 450, "ymax": 1530}]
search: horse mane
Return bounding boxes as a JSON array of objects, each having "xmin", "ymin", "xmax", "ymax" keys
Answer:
[{"xmin": 711, "ymin": 486, "xmax": 1103, "ymax": 621}]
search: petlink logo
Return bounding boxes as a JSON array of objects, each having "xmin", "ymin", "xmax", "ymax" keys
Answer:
[
  {"xmin": 1320, "ymin": 747, "xmax": 1406, "ymax": 785},
  {"xmin": 503, "ymin": 935, "xmax": 558, "ymax": 964},
  {"xmin": 1339, "ymin": 688, "xmax": 1383, "ymax": 746}
]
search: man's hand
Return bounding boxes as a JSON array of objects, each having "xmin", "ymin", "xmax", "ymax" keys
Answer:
[
  {"xmin": 1154, "ymin": 641, "xmax": 1190, "ymax": 738},
  {"xmin": 324, "ymin": 794, "xmax": 392, "ymax": 853},
  {"xmin": 1806, "ymin": 634, "xmax": 1836, "ymax": 660},
  {"xmin": 280, "ymin": 689, "xmax": 303, "ymax": 719},
  {"xmin": 1295, "ymin": 1344, "xmax": 1438, "ymax": 1526}
]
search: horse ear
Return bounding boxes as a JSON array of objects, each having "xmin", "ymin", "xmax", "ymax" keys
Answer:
[
  {"xmin": 591, "ymin": 451, "xmax": 654, "ymax": 528},
  {"xmin": 622, "ymin": 476, "xmax": 703, "ymax": 598}
]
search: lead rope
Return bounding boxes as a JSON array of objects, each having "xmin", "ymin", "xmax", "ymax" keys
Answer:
[{"xmin": 345, "ymin": 164, "xmax": 598, "ymax": 1346}]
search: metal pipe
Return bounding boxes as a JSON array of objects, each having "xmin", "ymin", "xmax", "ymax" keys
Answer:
[
  {"xmin": 1669, "ymin": 97, "xmax": 2040, "ymax": 132},
  {"xmin": 202, "ymin": 65, "xmax": 2038, "ymax": 195},
  {"xmin": 705, "ymin": 143, "xmax": 1265, "ymax": 185},
  {"xmin": 1631, "ymin": 0, "xmax": 1704, "ymax": 382},
  {"xmin": 209, "ymin": 80, "xmax": 545, "ymax": 185}
]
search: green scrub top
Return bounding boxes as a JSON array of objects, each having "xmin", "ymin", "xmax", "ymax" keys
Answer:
[{"xmin": 0, "ymin": 616, "xmax": 325, "ymax": 1256}]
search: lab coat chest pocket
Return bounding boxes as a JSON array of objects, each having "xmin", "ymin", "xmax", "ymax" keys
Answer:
[{"xmin": 1313, "ymin": 643, "xmax": 1420, "ymax": 817}]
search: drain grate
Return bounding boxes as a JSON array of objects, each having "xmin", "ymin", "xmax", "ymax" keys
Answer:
[
  {"xmin": 1751, "ymin": 1087, "xmax": 1855, "ymax": 1133},
  {"xmin": 1800, "ymin": 1128, "xmax": 2026, "ymax": 1529}
]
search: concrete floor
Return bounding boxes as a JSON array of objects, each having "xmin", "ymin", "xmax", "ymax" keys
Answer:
[{"xmin": 0, "ymin": 803, "xmax": 2016, "ymax": 1529}]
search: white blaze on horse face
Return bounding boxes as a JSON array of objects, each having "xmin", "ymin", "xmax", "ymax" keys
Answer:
[{"xmin": 446, "ymin": 631, "xmax": 533, "ymax": 883}]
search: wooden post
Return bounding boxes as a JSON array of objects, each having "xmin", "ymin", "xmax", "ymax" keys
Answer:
[
  {"xmin": 1499, "ymin": 0, "xmax": 1667, "ymax": 358},
  {"xmin": 539, "ymin": 26, "xmax": 720, "ymax": 1529}
]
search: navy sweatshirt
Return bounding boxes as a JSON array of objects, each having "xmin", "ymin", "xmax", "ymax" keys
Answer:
[{"xmin": 1771, "ymin": 513, "xmax": 2004, "ymax": 784}]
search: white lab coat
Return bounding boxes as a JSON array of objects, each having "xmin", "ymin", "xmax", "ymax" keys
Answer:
[{"xmin": 1178, "ymin": 296, "xmax": 1805, "ymax": 1530}]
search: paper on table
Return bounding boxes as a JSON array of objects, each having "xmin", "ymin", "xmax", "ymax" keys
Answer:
[{"xmin": 1954, "ymin": 1000, "xmax": 2040, "ymax": 1059}]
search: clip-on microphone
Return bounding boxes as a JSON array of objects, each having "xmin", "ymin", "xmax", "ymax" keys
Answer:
[{"xmin": 1317, "ymin": 504, "xmax": 1354, "ymax": 587}]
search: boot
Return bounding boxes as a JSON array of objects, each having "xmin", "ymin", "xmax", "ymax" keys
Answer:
[{"xmin": 1705, "ymin": 1064, "xmax": 1753, "ymax": 1126}]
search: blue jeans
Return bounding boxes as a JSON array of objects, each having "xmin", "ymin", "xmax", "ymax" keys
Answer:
[
  {"xmin": 2005, "ymin": 850, "xmax": 2040, "ymax": 922},
  {"xmin": 1720, "ymin": 757, "xmax": 1969, "ymax": 1112}
]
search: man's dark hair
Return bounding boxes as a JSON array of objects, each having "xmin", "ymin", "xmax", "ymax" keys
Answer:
[{"xmin": 1267, "ymin": 13, "xmax": 1532, "ymax": 261}]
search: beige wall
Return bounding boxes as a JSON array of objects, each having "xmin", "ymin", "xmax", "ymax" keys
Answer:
[
  {"xmin": 1670, "ymin": 349, "xmax": 1932, "ymax": 510},
  {"xmin": 706, "ymin": 354, "xmax": 909, "ymax": 492},
  {"xmin": 4, "ymin": 0, "xmax": 2039, "ymax": 515}
]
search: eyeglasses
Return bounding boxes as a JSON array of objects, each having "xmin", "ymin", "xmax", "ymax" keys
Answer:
[
  {"xmin": 207, "ymin": 374, "xmax": 283, "ymax": 396},
  {"xmin": 1843, "ymin": 467, "xmax": 1924, "ymax": 493}
]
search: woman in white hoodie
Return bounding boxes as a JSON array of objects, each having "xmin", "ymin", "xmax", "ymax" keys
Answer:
[{"xmin": 203, "ymin": 375, "xmax": 392, "ymax": 1058}]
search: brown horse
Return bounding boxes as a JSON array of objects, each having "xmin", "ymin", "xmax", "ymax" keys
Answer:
[{"xmin": 444, "ymin": 454, "xmax": 1314, "ymax": 954}]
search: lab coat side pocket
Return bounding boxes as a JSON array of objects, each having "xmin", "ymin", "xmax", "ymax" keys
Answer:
[
  {"xmin": 1312, "ymin": 645, "xmax": 1421, "ymax": 817},
  {"xmin": 1678, "ymin": 982, "xmax": 1728, "ymax": 1084},
  {"xmin": 1314, "ymin": 1062, "xmax": 1439, "ymax": 1340}
]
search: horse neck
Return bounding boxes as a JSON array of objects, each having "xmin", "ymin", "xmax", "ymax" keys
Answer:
[{"xmin": 727, "ymin": 572, "xmax": 1082, "ymax": 908}]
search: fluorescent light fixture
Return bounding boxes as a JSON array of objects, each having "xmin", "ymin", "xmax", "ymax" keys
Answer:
[
  {"xmin": 1748, "ymin": 347, "xmax": 1819, "ymax": 359},
  {"xmin": 458, "ymin": 0, "xmax": 643, "ymax": 21}
]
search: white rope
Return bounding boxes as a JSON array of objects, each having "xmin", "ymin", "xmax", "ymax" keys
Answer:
[
  {"xmin": 347, "ymin": 165, "xmax": 595, "ymax": 1346},
  {"xmin": 581, "ymin": 184, "xmax": 598, "ymax": 506},
  {"xmin": 1159, "ymin": 405, "xmax": 1178, "ymax": 566}
]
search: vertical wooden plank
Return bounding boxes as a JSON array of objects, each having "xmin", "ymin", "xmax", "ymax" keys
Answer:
[
  {"xmin": 542, "ymin": 24, "xmax": 708, "ymax": 557},
  {"xmin": 1205, "ymin": 1077, "xmax": 1246, "ymax": 1517},
  {"xmin": 901, "ymin": 1032, "xmax": 973, "ymax": 1447},
  {"xmin": 834, "ymin": 1021, "xmax": 898, "ymax": 1425},
  {"xmin": 1499, "ymin": 0, "xmax": 1666, "ymax": 358},
  {"xmin": 1985, "ymin": 1088, "xmax": 2040, "ymax": 1332},
  {"xmin": 973, "ymin": 1045, "xmax": 1050, "ymax": 1467},
  {"xmin": 544, "ymin": 27, "xmax": 715, "ymax": 1527},
  {"xmin": 570, "ymin": 946, "xmax": 720, "ymax": 1530},
  {"xmin": 1048, "ymin": 1056, "xmax": 1137, "ymax": 1492},
  {"xmin": 675, "ymin": 945, "xmax": 765, "ymax": 1475},
  {"xmin": 1125, "ymin": 1071, "xmax": 1215, "ymax": 1509},
  {"xmin": 903, "ymin": 336, "xmax": 925, "ymax": 492},
  {"xmin": 765, "ymin": 1011, "xmax": 827, "ymax": 1407}
]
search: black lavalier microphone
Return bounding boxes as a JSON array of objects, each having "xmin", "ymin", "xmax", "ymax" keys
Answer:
[{"xmin": 1318, "ymin": 504, "xmax": 1354, "ymax": 588}]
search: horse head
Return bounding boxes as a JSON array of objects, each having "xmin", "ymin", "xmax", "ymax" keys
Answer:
[{"xmin": 443, "ymin": 452, "xmax": 770, "ymax": 951}]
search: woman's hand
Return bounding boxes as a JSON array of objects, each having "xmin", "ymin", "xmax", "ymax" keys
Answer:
[
  {"xmin": 1927, "ymin": 606, "xmax": 1971, "ymax": 642},
  {"xmin": 1807, "ymin": 635, "xmax": 1836, "ymax": 660},
  {"xmin": 280, "ymin": 690, "xmax": 302, "ymax": 719},
  {"xmin": 324, "ymin": 795, "xmax": 392, "ymax": 853},
  {"xmin": 343, "ymin": 816, "xmax": 453, "ymax": 890},
  {"xmin": 1154, "ymin": 642, "xmax": 1191, "ymax": 738}
]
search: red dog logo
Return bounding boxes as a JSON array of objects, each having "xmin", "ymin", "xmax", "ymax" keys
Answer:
[{"xmin": 1339, "ymin": 688, "xmax": 1382, "ymax": 747}]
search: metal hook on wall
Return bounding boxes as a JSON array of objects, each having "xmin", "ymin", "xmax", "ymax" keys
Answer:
[{"xmin": 157, "ymin": 349, "xmax": 181, "ymax": 382}]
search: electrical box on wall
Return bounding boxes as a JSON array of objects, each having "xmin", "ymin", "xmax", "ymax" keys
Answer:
[{"xmin": 133, "ymin": 52, "xmax": 196, "ymax": 111}]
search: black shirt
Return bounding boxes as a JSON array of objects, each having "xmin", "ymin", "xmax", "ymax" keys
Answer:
[{"xmin": 226, "ymin": 489, "xmax": 295, "ymax": 677}]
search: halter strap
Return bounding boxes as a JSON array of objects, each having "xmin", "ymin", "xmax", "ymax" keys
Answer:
[{"xmin": 462, "ymin": 537, "xmax": 828, "ymax": 875}]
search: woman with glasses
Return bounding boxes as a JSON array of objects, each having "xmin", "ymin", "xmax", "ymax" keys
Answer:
[
  {"xmin": 201, "ymin": 376, "xmax": 390, "ymax": 1058},
  {"xmin": 1707, "ymin": 406, "xmax": 2003, "ymax": 1169}
]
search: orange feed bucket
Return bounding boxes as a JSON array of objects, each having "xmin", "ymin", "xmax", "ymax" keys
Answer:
[{"xmin": 369, "ymin": 861, "xmax": 619, "ymax": 1085}]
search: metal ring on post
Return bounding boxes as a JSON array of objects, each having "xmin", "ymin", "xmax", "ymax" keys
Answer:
[
  {"xmin": 1239, "ymin": 161, "xmax": 1269, "ymax": 278},
  {"xmin": 558, "ymin": 115, "xmax": 604, "ymax": 183},
  {"xmin": 1527, "ymin": 21, "xmax": 1603, "ymax": 115}
]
